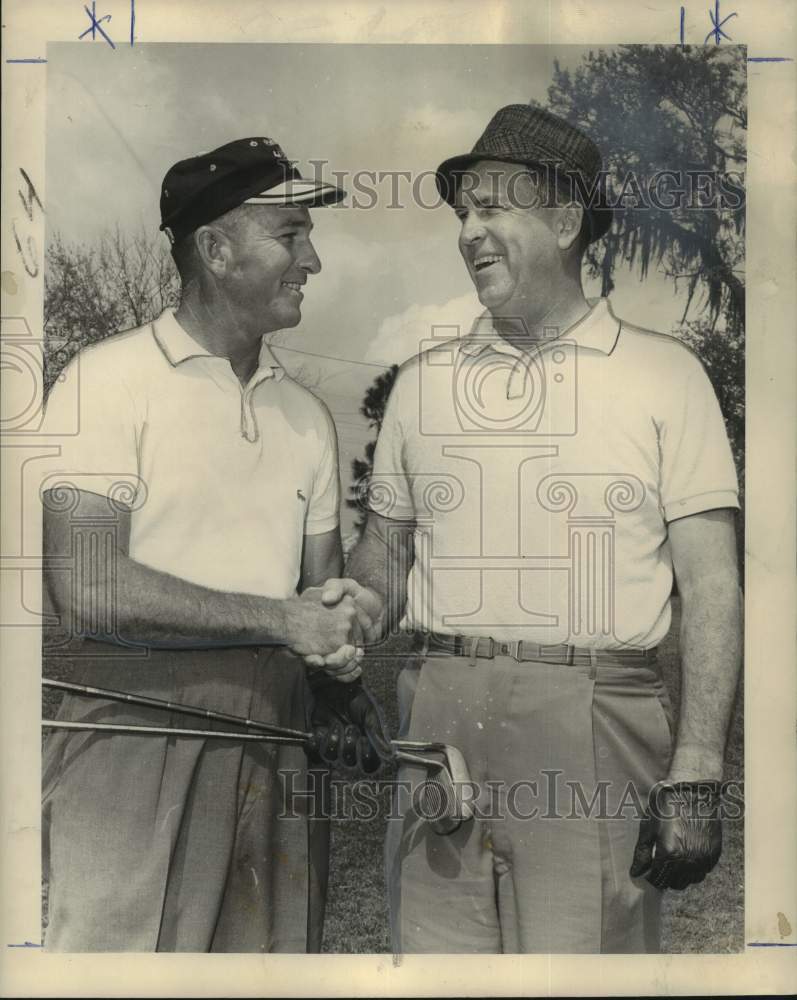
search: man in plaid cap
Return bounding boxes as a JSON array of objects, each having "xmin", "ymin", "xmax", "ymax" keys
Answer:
[
  {"xmin": 341, "ymin": 105, "xmax": 742, "ymax": 952},
  {"xmin": 40, "ymin": 137, "xmax": 387, "ymax": 951}
]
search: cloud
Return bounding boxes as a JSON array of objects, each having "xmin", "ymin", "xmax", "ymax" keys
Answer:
[
  {"xmin": 364, "ymin": 291, "xmax": 482, "ymax": 366},
  {"xmin": 398, "ymin": 102, "xmax": 484, "ymax": 152}
]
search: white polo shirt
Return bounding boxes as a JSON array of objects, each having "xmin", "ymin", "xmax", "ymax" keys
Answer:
[
  {"xmin": 370, "ymin": 297, "xmax": 738, "ymax": 649},
  {"xmin": 42, "ymin": 309, "xmax": 339, "ymax": 598}
]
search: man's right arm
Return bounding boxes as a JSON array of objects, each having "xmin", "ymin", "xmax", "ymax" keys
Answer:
[
  {"xmin": 44, "ymin": 487, "xmax": 366, "ymax": 657},
  {"xmin": 344, "ymin": 510, "xmax": 415, "ymax": 638},
  {"xmin": 310, "ymin": 360, "xmax": 417, "ymax": 652},
  {"xmin": 329, "ymin": 361, "xmax": 416, "ymax": 642}
]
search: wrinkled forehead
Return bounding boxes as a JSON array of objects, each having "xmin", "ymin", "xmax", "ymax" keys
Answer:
[{"xmin": 452, "ymin": 159, "xmax": 538, "ymax": 208}]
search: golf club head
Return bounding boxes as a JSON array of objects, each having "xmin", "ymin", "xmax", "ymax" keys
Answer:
[{"xmin": 391, "ymin": 739, "xmax": 475, "ymax": 835}]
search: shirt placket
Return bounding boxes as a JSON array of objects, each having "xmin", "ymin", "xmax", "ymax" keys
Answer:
[
  {"xmin": 486, "ymin": 342, "xmax": 529, "ymax": 401},
  {"xmin": 503, "ymin": 346, "xmax": 551, "ymax": 401},
  {"xmin": 239, "ymin": 369, "xmax": 274, "ymax": 442}
]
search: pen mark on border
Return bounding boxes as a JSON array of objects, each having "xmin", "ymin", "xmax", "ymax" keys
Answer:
[
  {"xmin": 704, "ymin": 0, "xmax": 737, "ymax": 45},
  {"xmin": 79, "ymin": 1, "xmax": 116, "ymax": 49}
]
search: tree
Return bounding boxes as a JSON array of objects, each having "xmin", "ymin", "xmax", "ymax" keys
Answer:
[
  {"xmin": 678, "ymin": 317, "xmax": 745, "ymax": 496},
  {"xmin": 541, "ymin": 45, "xmax": 746, "ymax": 559},
  {"xmin": 44, "ymin": 227, "xmax": 180, "ymax": 391},
  {"xmin": 345, "ymin": 364, "xmax": 399, "ymax": 533},
  {"xmin": 543, "ymin": 45, "xmax": 746, "ymax": 337}
]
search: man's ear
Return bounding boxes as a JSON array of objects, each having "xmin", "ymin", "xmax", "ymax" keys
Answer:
[
  {"xmin": 194, "ymin": 225, "xmax": 232, "ymax": 277},
  {"xmin": 557, "ymin": 202, "xmax": 585, "ymax": 252}
]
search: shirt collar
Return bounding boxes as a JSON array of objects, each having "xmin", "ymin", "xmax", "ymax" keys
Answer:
[
  {"xmin": 151, "ymin": 308, "xmax": 286, "ymax": 381},
  {"xmin": 458, "ymin": 297, "xmax": 621, "ymax": 358},
  {"xmin": 255, "ymin": 339, "xmax": 286, "ymax": 381}
]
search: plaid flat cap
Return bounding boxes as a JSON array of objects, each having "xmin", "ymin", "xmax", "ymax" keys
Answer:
[
  {"xmin": 435, "ymin": 104, "xmax": 612, "ymax": 242},
  {"xmin": 160, "ymin": 137, "xmax": 345, "ymax": 244}
]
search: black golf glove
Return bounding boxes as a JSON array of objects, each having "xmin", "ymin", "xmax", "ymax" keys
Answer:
[
  {"xmin": 306, "ymin": 673, "xmax": 392, "ymax": 774},
  {"xmin": 630, "ymin": 780, "xmax": 723, "ymax": 891}
]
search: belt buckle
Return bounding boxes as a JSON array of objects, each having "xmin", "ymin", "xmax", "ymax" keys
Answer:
[{"xmin": 496, "ymin": 639, "xmax": 521, "ymax": 660}]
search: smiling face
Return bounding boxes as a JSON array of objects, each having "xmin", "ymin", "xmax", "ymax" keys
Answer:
[
  {"xmin": 222, "ymin": 204, "xmax": 321, "ymax": 334},
  {"xmin": 454, "ymin": 160, "xmax": 566, "ymax": 323}
]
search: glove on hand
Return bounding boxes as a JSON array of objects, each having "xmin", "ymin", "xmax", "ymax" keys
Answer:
[
  {"xmin": 629, "ymin": 780, "xmax": 723, "ymax": 891},
  {"xmin": 307, "ymin": 673, "xmax": 392, "ymax": 774}
]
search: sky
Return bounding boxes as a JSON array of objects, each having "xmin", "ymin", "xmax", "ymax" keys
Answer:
[{"xmin": 46, "ymin": 42, "xmax": 694, "ymax": 533}]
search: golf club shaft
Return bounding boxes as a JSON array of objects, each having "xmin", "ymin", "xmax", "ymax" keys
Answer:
[
  {"xmin": 42, "ymin": 677, "xmax": 310, "ymax": 741},
  {"xmin": 43, "ymin": 684, "xmax": 467, "ymax": 784},
  {"xmin": 392, "ymin": 739, "xmax": 450, "ymax": 754},
  {"xmin": 393, "ymin": 750, "xmax": 446, "ymax": 771},
  {"xmin": 42, "ymin": 719, "xmax": 307, "ymax": 745}
]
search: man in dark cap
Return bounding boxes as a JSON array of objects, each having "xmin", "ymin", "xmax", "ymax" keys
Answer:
[
  {"xmin": 40, "ymin": 137, "xmax": 387, "ymax": 951},
  {"xmin": 341, "ymin": 105, "xmax": 741, "ymax": 952}
]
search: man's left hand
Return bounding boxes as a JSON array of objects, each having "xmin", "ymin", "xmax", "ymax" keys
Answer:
[
  {"xmin": 629, "ymin": 781, "xmax": 723, "ymax": 891},
  {"xmin": 307, "ymin": 674, "xmax": 392, "ymax": 773}
]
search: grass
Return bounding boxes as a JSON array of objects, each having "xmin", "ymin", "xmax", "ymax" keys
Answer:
[
  {"xmin": 321, "ymin": 598, "xmax": 745, "ymax": 954},
  {"xmin": 42, "ymin": 598, "xmax": 744, "ymax": 953}
]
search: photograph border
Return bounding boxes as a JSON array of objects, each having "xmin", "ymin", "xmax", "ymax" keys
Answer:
[{"xmin": 2, "ymin": 1, "xmax": 795, "ymax": 995}]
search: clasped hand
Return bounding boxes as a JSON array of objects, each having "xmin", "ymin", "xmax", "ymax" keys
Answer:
[{"xmin": 285, "ymin": 579, "xmax": 384, "ymax": 682}]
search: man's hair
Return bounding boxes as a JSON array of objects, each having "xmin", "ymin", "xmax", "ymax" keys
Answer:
[
  {"xmin": 170, "ymin": 232, "xmax": 200, "ymax": 283},
  {"xmin": 523, "ymin": 166, "xmax": 591, "ymax": 257},
  {"xmin": 170, "ymin": 204, "xmax": 256, "ymax": 283}
]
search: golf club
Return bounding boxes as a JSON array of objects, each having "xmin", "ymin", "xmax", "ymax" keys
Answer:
[{"xmin": 42, "ymin": 678, "xmax": 475, "ymax": 834}]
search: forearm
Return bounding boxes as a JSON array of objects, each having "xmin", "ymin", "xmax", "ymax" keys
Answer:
[
  {"xmin": 300, "ymin": 528, "xmax": 344, "ymax": 590},
  {"xmin": 345, "ymin": 513, "xmax": 414, "ymax": 634},
  {"xmin": 49, "ymin": 550, "xmax": 291, "ymax": 648},
  {"xmin": 667, "ymin": 576, "xmax": 743, "ymax": 782}
]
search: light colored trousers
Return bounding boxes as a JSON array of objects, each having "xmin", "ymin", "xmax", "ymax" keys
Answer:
[
  {"xmin": 386, "ymin": 649, "xmax": 674, "ymax": 953},
  {"xmin": 43, "ymin": 644, "xmax": 328, "ymax": 952}
]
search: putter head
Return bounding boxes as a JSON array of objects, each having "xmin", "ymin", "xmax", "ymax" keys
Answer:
[{"xmin": 391, "ymin": 739, "xmax": 475, "ymax": 835}]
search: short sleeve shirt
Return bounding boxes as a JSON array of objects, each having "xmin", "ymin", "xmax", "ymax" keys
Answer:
[
  {"xmin": 370, "ymin": 298, "xmax": 738, "ymax": 649},
  {"xmin": 41, "ymin": 309, "xmax": 340, "ymax": 599}
]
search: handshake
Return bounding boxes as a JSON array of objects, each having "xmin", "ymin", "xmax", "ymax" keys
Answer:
[{"xmin": 283, "ymin": 578, "xmax": 385, "ymax": 683}]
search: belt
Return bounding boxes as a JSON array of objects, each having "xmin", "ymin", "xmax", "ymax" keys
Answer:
[{"xmin": 413, "ymin": 631, "xmax": 656, "ymax": 666}]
